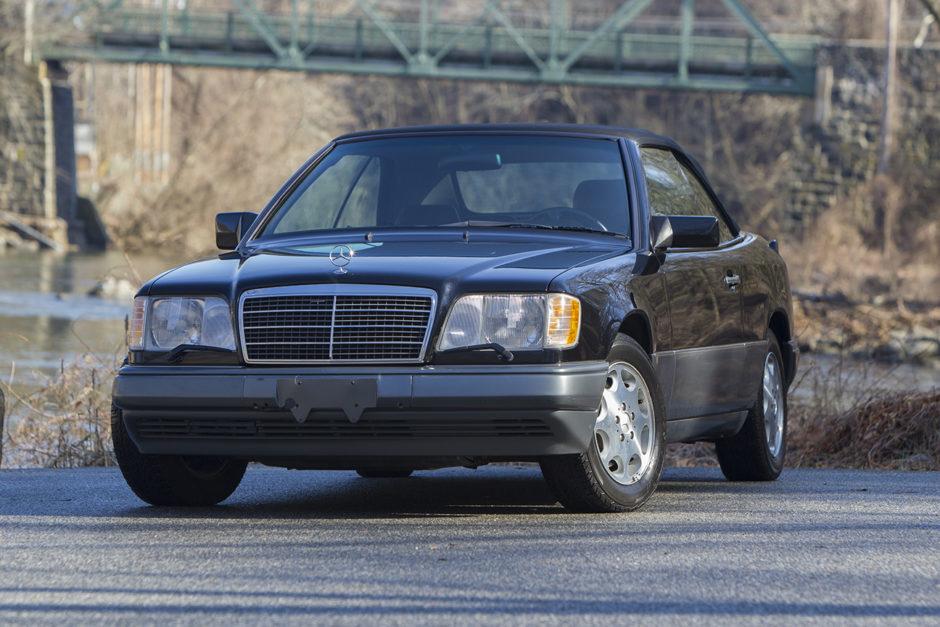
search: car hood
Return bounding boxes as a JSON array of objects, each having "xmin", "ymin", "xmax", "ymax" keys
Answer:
[{"xmin": 144, "ymin": 231, "xmax": 631, "ymax": 301}]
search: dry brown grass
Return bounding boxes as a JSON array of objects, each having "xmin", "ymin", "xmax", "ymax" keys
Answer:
[
  {"xmin": 790, "ymin": 390, "xmax": 939, "ymax": 470},
  {"xmin": 786, "ymin": 347, "xmax": 939, "ymax": 472},
  {"xmin": 0, "ymin": 354, "xmax": 119, "ymax": 468}
]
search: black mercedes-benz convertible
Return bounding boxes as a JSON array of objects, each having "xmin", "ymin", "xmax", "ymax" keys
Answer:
[{"xmin": 112, "ymin": 124, "xmax": 798, "ymax": 512}]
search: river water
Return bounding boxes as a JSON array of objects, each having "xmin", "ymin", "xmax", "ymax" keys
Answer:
[{"xmin": 0, "ymin": 250, "xmax": 177, "ymax": 393}]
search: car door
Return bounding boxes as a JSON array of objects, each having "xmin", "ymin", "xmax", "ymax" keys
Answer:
[{"xmin": 639, "ymin": 147, "xmax": 749, "ymax": 420}]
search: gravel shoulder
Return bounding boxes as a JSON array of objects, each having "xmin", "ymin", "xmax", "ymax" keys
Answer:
[{"xmin": 1, "ymin": 465, "xmax": 938, "ymax": 624}]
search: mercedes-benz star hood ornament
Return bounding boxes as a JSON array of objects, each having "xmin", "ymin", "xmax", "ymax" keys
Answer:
[{"xmin": 329, "ymin": 244, "xmax": 353, "ymax": 274}]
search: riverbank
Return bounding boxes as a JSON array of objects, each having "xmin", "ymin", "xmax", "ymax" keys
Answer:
[{"xmin": 793, "ymin": 292, "xmax": 940, "ymax": 364}]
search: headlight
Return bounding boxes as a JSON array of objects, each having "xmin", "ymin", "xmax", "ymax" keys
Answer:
[
  {"xmin": 439, "ymin": 293, "xmax": 580, "ymax": 352},
  {"xmin": 129, "ymin": 296, "xmax": 235, "ymax": 351}
]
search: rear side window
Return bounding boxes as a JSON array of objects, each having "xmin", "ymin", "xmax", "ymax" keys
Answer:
[{"xmin": 640, "ymin": 147, "xmax": 734, "ymax": 243}]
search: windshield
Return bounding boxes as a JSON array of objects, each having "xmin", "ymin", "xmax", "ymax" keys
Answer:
[{"xmin": 258, "ymin": 135, "xmax": 631, "ymax": 239}]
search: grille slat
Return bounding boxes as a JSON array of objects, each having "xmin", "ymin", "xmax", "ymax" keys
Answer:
[{"xmin": 241, "ymin": 289, "xmax": 434, "ymax": 363}]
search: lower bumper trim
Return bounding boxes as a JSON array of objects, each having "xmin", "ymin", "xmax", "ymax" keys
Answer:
[
  {"xmin": 113, "ymin": 362, "xmax": 606, "ymax": 458},
  {"xmin": 124, "ymin": 409, "xmax": 598, "ymax": 457}
]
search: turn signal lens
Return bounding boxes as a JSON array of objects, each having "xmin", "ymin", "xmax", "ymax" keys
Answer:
[
  {"xmin": 128, "ymin": 297, "xmax": 146, "ymax": 350},
  {"xmin": 546, "ymin": 294, "xmax": 581, "ymax": 348}
]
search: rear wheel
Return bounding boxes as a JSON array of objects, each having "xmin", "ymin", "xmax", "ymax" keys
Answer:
[
  {"xmin": 540, "ymin": 335, "xmax": 666, "ymax": 512},
  {"xmin": 716, "ymin": 334, "xmax": 787, "ymax": 481},
  {"xmin": 111, "ymin": 403, "xmax": 247, "ymax": 505}
]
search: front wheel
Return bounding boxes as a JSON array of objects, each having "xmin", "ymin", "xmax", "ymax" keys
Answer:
[
  {"xmin": 540, "ymin": 335, "xmax": 666, "ymax": 512},
  {"xmin": 715, "ymin": 334, "xmax": 787, "ymax": 481},
  {"xmin": 111, "ymin": 404, "xmax": 247, "ymax": 505}
]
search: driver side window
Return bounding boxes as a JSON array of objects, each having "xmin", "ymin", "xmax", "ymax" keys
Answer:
[
  {"xmin": 679, "ymin": 164, "xmax": 734, "ymax": 243},
  {"xmin": 640, "ymin": 147, "xmax": 733, "ymax": 243},
  {"xmin": 640, "ymin": 148, "xmax": 696, "ymax": 217}
]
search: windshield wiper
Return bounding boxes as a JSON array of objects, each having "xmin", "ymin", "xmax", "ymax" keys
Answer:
[
  {"xmin": 529, "ymin": 224, "xmax": 617, "ymax": 236},
  {"xmin": 164, "ymin": 344, "xmax": 236, "ymax": 363},
  {"xmin": 437, "ymin": 342, "xmax": 514, "ymax": 362},
  {"xmin": 442, "ymin": 220, "xmax": 621, "ymax": 237},
  {"xmin": 441, "ymin": 220, "xmax": 531, "ymax": 228}
]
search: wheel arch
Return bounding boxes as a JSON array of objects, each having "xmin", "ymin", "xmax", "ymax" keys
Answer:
[
  {"xmin": 618, "ymin": 312, "xmax": 653, "ymax": 355},
  {"xmin": 768, "ymin": 309, "xmax": 796, "ymax": 386}
]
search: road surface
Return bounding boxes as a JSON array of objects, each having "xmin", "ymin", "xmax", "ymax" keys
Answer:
[{"xmin": 1, "ymin": 465, "xmax": 938, "ymax": 624}]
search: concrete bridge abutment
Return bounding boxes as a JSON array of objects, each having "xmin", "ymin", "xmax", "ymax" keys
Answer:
[{"xmin": 0, "ymin": 59, "xmax": 105, "ymax": 251}]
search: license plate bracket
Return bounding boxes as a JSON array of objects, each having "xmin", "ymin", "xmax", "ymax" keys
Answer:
[{"xmin": 275, "ymin": 378, "xmax": 378, "ymax": 423}]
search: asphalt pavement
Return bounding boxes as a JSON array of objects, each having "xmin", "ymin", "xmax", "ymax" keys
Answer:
[{"xmin": 0, "ymin": 465, "xmax": 938, "ymax": 624}]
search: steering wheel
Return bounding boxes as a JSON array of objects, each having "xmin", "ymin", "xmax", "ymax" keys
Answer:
[{"xmin": 531, "ymin": 207, "xmax": 608, "ymax": 232}]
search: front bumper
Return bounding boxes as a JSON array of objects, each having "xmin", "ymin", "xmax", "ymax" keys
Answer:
[{"xmin": 113, "ymin": 362, "xmax": 607, "ymax": 459}]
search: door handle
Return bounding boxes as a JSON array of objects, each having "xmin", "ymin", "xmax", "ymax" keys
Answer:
[{"xmin": 724, "ymin": 274, "xmax": 741, "ymax": 289}]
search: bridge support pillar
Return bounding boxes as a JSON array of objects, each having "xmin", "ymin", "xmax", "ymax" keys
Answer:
[
  {"xmin": 814, "ymin": 65, "xmax": 833, "ymax": 125},
  {"xmin": 133, "ymin": 63, "xmax": 172, "ymax": 185},
  {"xmin": 38, "ymin": 61, "xmax": 75, "ymax": 250},
  {"xmin": 1, "ymin": 57, "xmax": 104, "ymax": 251}
]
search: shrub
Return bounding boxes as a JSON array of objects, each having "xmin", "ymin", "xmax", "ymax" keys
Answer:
[
  {"xmin": 790, "ymin": 390, "xmax": 939, "ymax": 470},
  {"xmin": 1, "ymin": 354, "xmax": 119, "ymax": 468}
]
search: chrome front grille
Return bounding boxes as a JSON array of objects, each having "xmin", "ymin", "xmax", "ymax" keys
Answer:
[{"xmin": 239, "ymin": 285, "xmax": 436, "ymax": 363}]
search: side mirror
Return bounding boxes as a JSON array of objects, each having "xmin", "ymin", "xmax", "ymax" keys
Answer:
[
  {"xmin": 650, "ymin": 215, "xmax": 673, "ymax": 251},
  {"xmin": 652, "ymin": 214, "xmax": 719, "ymax": 249},
  {"xmin": 215, "ymin": 212, "xmax": 258, "ymax": 250}
]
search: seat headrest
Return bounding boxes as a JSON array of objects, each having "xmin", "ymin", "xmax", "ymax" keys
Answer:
[
  {"xmin": 573, "ymin": 180, "xmax": 625, "ymax": 210},
  {"xmin": 572, "ymin": 179, "xmax": 629, "ymax": 233}
]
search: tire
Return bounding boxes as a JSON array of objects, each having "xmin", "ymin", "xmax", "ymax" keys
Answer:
[
  {"xmin": 111, "ymin": 403, "xmax": 247, "ymax": 506},
  {"xmin": 355, "ymin": 469, "xmax": 414, "ymax": 478},
  {"xmin": 540, "ymin": 335, "xmax": 666, "ymax": 513},
  {"xmin": 716, "ymin": 333, "xmax": 787, "ymax": 481}
]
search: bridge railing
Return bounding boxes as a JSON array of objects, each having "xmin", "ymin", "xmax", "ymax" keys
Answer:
[{"xmin": 38, "ymin": 1, "xmax": 817, "ymax": 95}]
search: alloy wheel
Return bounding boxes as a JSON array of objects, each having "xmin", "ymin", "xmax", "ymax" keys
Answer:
[
  {"xmin": 763, "ymin": 352, "xmax": 785, "ymax": 458},
  {"xmin": 594, "ymin": 362, "xmax": 655, "ymax": 486}
]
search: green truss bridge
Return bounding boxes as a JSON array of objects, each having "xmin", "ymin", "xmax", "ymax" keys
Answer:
[{"xmin": 37, "ymin": 0, "xmax": 819, "ymax": 96}]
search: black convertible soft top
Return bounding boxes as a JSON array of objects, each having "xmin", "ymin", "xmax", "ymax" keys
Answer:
[{"xmin": 334, "ymin": 123, "xmax": 680, "ymax": 151}]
